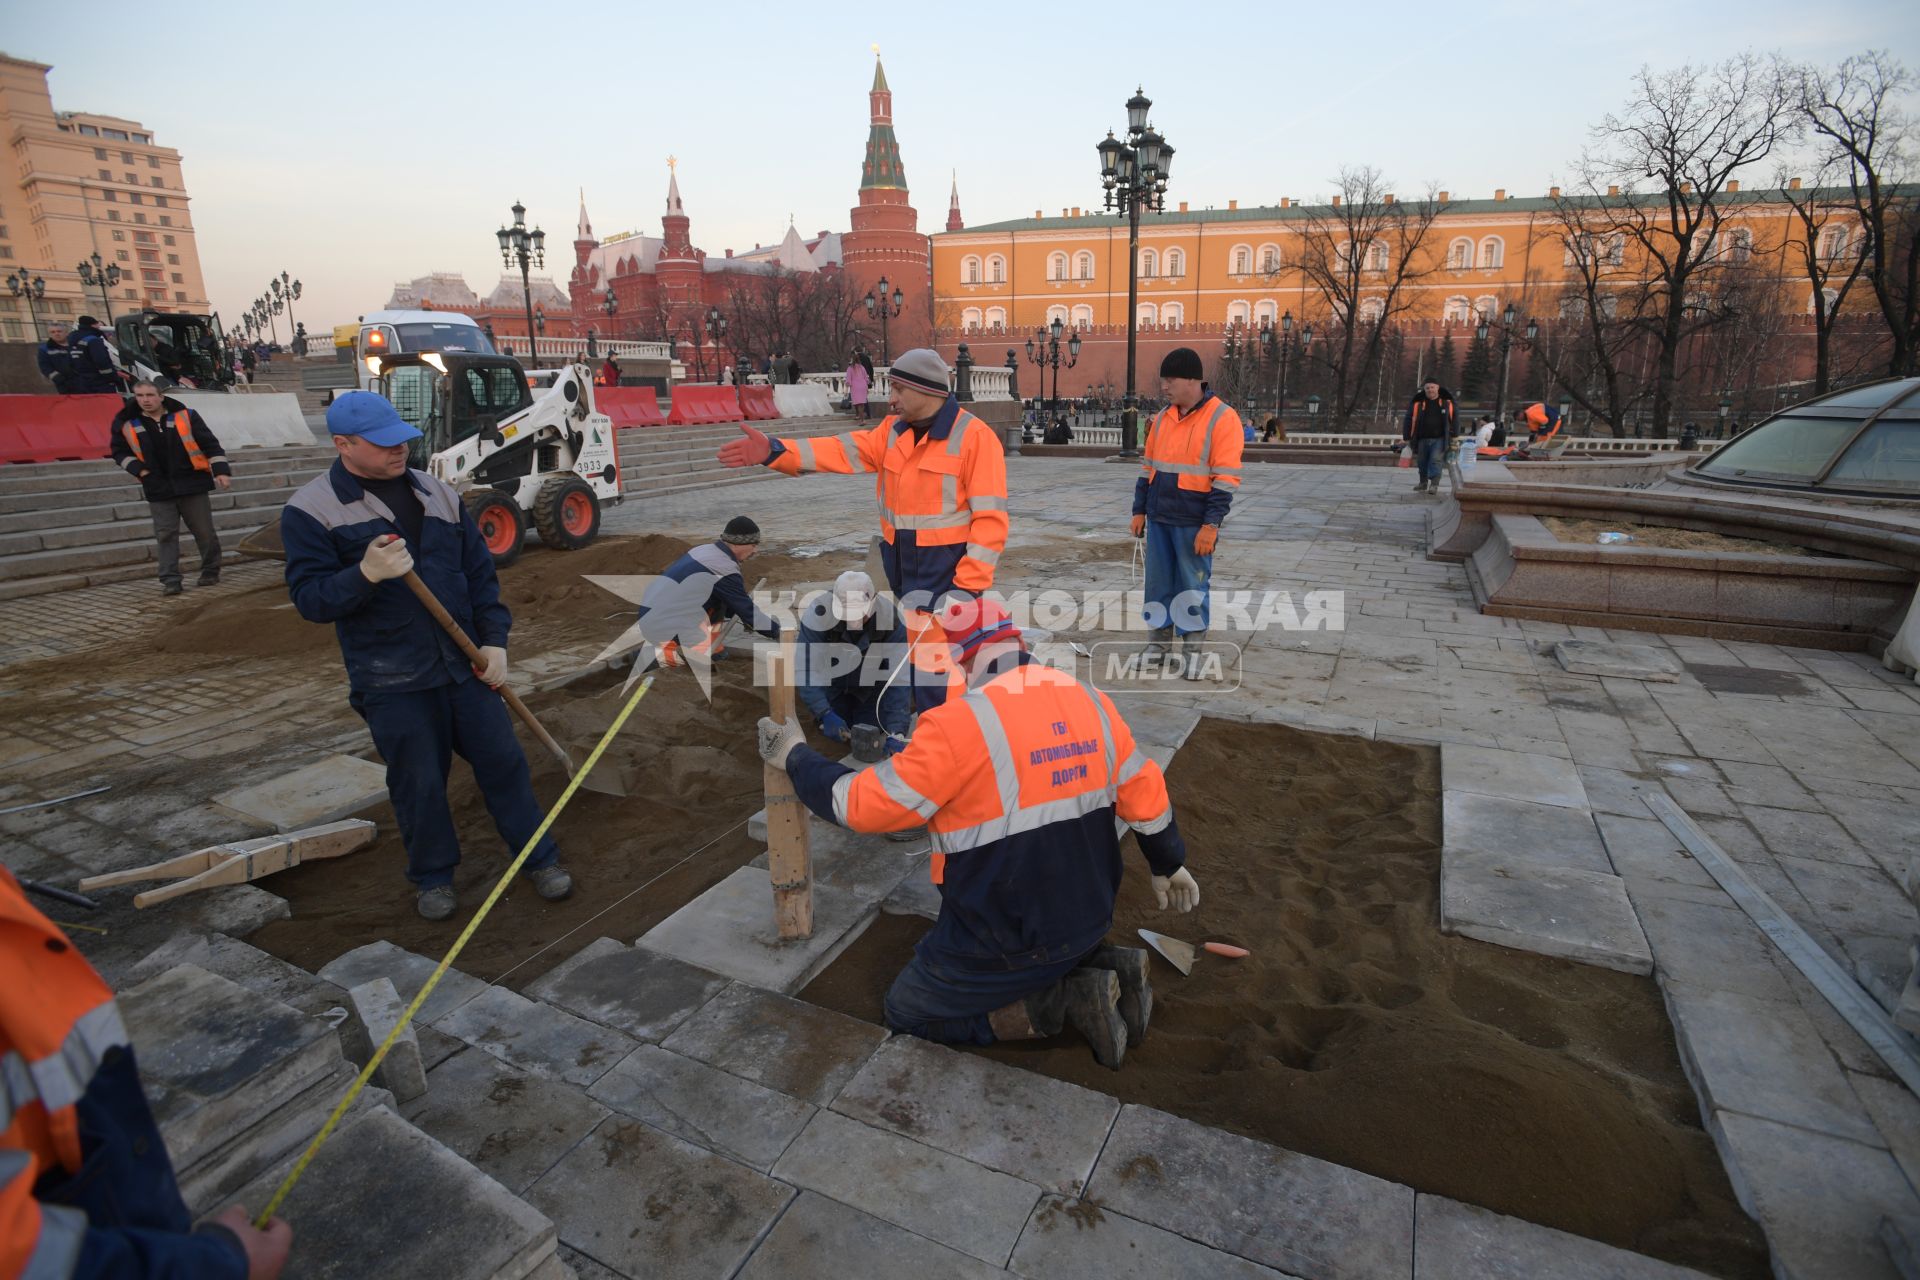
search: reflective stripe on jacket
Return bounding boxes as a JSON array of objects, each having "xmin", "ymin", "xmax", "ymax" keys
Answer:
[
  {"xmin": 1, "ymin": 871, "xmax": 246, "ymax": 1280},
  {"xmin": 118, "ymin": 413, "xmax": 210, "ymax": 475},
  {"xmin": 766, "ymin": 395, "xmax": 1008, "ymax": 605},
  {"xmin": 787, "ymin": 654, "xmax": 1187, "ymax": 971},
  {"xmin": 1132, "ymin": 395, "xmax": 1243, "ymax": 527}
]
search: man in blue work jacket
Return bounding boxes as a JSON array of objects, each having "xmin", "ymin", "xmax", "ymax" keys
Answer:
[
  {"xmin": 631, "ymin": 516, "xmax": 782, "ymax": 673},
  {"xmin": 797, "ymin": 570, "xmax": 909, "ymax": 750},
  {"xmin": 280, "ymin": 392, "xmax": 572, "ymax": 921}
]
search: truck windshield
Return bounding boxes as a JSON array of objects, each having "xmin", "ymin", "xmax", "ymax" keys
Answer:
[{"xmin": 393, "ymin": 323, "xmax": 494, "ymax": 355}]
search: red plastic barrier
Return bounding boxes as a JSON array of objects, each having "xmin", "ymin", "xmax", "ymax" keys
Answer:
[
  {"xmin": 597, "ymin": 387, "xmax": 667, "ymax": 427},
  {"xmin": 667, "ymin": 384, "xmax": 745, "ymax": 425},
  {"xmin": 738, "ymin": 386, "xmax": 780, "ymax": 421},
  {"xmin": 0, "ymin": 394, "xmax": 123, "ymax": 466}
]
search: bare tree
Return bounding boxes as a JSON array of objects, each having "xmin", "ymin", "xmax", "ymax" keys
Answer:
[
  {"xmin": 1796, "ymin": 51, "xmax": 1918, "ymax": 376},
  {"xmin": 721, "ymin": 267, "xmax": 864, "ymax": 375},
  {"xmin": 1289, "ymin": 168, "xmax": 1449, "ymax": 425},
  {"xmin": 1565, "ymin": 55, "xmax": 1794, "ymax": 432},
  {"xmin": 1519, "ymin": 209, "xmax": 1644, "ymax": 434},
  {"xmin": 1777, "ymin": 148, "xmax": 1874, "ymax": 392}
]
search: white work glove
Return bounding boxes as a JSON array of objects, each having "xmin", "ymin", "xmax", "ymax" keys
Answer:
[
  {"xmin": 359, "ymin": 534, "xmax": 413, "ymax": 583},
  {"xmin": 1152, "ymin": 866, "xmax": 1200, "ymax": 913},
  {"xmin": 757, "ymin": 716, "xmax": 804, "ymax": 770},
  {"xmin": 474, "ymin": 645, "xmax": 507, "ymax": 688}
]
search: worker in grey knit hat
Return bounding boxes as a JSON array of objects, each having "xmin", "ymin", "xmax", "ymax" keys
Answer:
[{"xmin": 717, "ymin": 346, "xmax": 1008, "ymax": 714}]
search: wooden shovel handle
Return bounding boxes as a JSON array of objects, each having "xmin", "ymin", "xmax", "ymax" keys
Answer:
[{"xmin": 400, "ymin": 570, "xmax": 575, "ymax": 775}]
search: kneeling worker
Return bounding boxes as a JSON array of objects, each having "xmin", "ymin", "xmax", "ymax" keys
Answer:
[
  {"xmin": 798, "ymin": 570, "xmax": 909, "ymax": 749},
  {"xmin": 282, "ymin": 392, "xmax": 573, "ymax": 921},
  {"xmin": 633, "ymin": 517, "xmax": 781, "ymax": 669},
  {"xmin": 758, "ymin": 599, "xmax": 1200, "ymax": 1069}
]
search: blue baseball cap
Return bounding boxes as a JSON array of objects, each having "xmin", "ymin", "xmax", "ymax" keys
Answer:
[{"xmin": 326, "ymin": 391, "xmax": 422, "ymax": 447}]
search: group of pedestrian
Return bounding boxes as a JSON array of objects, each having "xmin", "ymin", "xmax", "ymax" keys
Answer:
[
  {"xmin": 34, "ymin": 317, "xmax": 121, "ymax": 396},
  {"xmin": 1399, "ymin": 383, "xmax": 1566, "ymax": 491}
]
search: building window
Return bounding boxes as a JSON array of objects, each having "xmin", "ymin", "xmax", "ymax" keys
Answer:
[
  {"xmin": 1226, "ymin": 301, "xmax": 1252, "ymax": 327},
  {"xmin": 1048, "ymin": 251, "xmax": 1067, "ymax": 281},
  {"xmin": 149, "ymin": 177, "xmax": 162, "ymax": 189},
  {"xmin": 1358, "ymin": 297, "xmax": 1386, "ymax": 324},
  {"xmin": 1819, "ymin": 227, "xmax": 1853, "ymax": 260},
  {"xmin": 986, "ymin": 306, "xmax": 1007, "ymax": 331},
  {"xmin": 1231, "ymin": 245, "xmax": 1252, "ymax": 275},
  {"xmin": 1447, "ymin": 238, "xmax": 1473, "ymax": 270},
  {"xmin": 123, "ymin": 172, "xmax": 135, "ymax": 184},
  {"xmin": 1165, "ymin": 248, "xmax": 1184, "ymax": 277},
  {"xmin": 1160, "ymin": 302, "xmax": 1184, "ymax": 329},
  {"xmin": 962, "ymin": 306, "xmax": 983, "ymax": 331},
  {"xmin": 119, "ymin": 250, "xmax": 133, "ymax": 261},
  {"xmin": 987, "ymin": 254, "xmax": 1005, "ymax": 283},
  {"xmin": 138, "ymin": 249, "xmax": 158, "ymax": 262},
  {"xmin": 141, "ymin": 269, "xmax": 163, "ymax": 283},
  {"xmin": 134, "ymin": 213, "xmax": 145, "ymax": 224},
  {"xmin": 102, "ymin": 189, "xmax": 116, "ymax": 202},
  {"xmin": 1045, "ymin": 305, "xmax": 1069, "ymax": 327},
  {"xmin": 103, "ymin": 128, "xmax": 127, "ymax": 140},
  {"xmin": 1069, "ymin": 304, "xmax": 1092, "ymax": 329},
  {"xmin": 1443, "ymin": 295, "xmax": 1471, "ymax": 323},
  {"xmin": 1365, "ymin": 241, "xmax": 1390, "ymax": 273},
  {"xmin": 962, "ymin": 254, "xmax": 981, "ymax": 284},
  {"xmin": 1258, "ymin": 243, "xmax": 1281, "ymax": 273},
  {"xmin": 134, "ymin": 230, "xmax": 154, "ymax": 242},
  {"xmin": 1139, "ymin": 248, "xmax": 1157, "ymax": 277},
  {"xmin": 1727, "ymin": 228, "xmax": 1752, "ymax": 263},
  {"xmin": 98, "ymin": 168, "xmax": 112, "ymax": 180},
  {"xmin": 78, "ymin": 124, "xmax": 98, "ymax": 136},
  {"xmin": 167, "ymin": 254, "xmax": 179, "ymax": 264},
  {"xmin": 112, "ymin": 230, "xmax": 125, "ymax": 241},
  {"xmin": 1254, "ymin": 299, "xmax": 1278, "ymax": 327},
  {"xmin": 134, "ymin": 133, "xmax": 149, "ymax": 143},
  {"xmin": 1075, "ymin": 251, "xmax": 1094, "ymax": 280},
  {"xmin": 1473, "ymin": 295, "xmax": 1498, "ymax": 320},
  {"xmin": 128, "ymin": 192, "xmax": 142, "ymax": 205},
  {"xmin": 1478, "ymin": 236, "xmax": 1504, "ymax": 269},
  {"xmin": 0, "ymin": 247, "xmax": 10, "ymax": 261},
  {"xmin": 106, "ymin": 210, "xmax": 119, "ymax": 222},
  {"xmin": 158, "ymin": 217, "xmax": 170, "ymax": 227},
  {"xmin": 120, "ymin": 151, "xmax": 133, "ymax": 164},
  {"xmin": 1811, "ymin": 286, "xmax": 1840, "ymax": 316},
  {"xmin": 163, "ymin": 235, "xmax": 175, "ymax": 245},
  {"xmin": 174, "ymin": 291, "xmax": 186, "ymax": 302},
  {"xmin": 1137, "ymin": 302, "xmax": 1157, "ymax": 327},
  {"xmin": 147, "ymin": 155, "xmax": 158, "ymax": 168},
  {"xmin": 170, "ymin": 273, "xmax": 182, "ymax": 284},
  {"xmin": 93, "ymin": 147, "xmax": 106, "ymax": 160}
]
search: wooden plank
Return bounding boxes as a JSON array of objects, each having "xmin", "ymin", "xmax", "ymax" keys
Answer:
[
  {"xmin": 765, "ymin": 632, "xmax": 814, "ymax": 939},
  {"xmin": 78, "ymin": 819, "xmax": 377, "ymax": 908}
]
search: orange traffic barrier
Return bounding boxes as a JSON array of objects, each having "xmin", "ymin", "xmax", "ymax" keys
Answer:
[
  {"xmin": 0, "ymin": 394, "xmax": 122, "ymax": 465},
  {"xmin": 739, "ymin": 385, "xmax": 780, "ymax": 422},
  {"xmin": 667, "ymin": 384, "xmax": 744, "ymax": 426},
  {"xmin": 597, "ymin": 387, "xmax": 668, "ymax": 427}
]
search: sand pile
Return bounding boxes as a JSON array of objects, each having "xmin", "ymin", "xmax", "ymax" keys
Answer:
[
  {"xmin": 802, "ymin": 718, "xmax": 1767, "ymax": 1279},
  {"xmin": 1542, "ymin": 516, "xmax": 1813, "ymax": 557}
]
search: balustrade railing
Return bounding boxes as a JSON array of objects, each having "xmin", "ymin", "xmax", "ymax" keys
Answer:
[{"xmin": 494, "ymin": 335, "xmax": 673, "ymax": 362}]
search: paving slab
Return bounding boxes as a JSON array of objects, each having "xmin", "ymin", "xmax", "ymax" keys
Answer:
[
  {"xmin": 1625, "ymin": 888, "xmax": 1795, "ymax": 1001},
  {"xmin": 659, "ymin": 982, "xmax": 887, "ymax": 1105},
  {"xmin": 1412, "ymin": 1194, "xmax": 1710, "ymax": 1278},
  {"xmin": 771, "ymin": 1109, "xmax": 1040, "ymax": 1266},
  {"xmin": 880, "ymin": 862, "xmax": 943, "ymax": 920},
  {"xmin": 200, "ymin": 933, "xmax": 350, "ymax": 1021},
  {"xmin": 1553, "ymin": 640, "xmax": 1683, "ymax": 683},
  {"xmin": 1010, "ymin": 1193, "xmax": 1296, "ymax": 1279},
  {"xmin": 1664, "ymin": 980, "xmax": 1881, "ymax": 1146},
  {"xmin": 176, "ymin": 1061, "xmax": 392, "ymax": 1217},
  {"xmin": 209, "ymin": 753, "xmax": 388, "ymax": 831},
  {"xmin": 831, "ymin": 1036, "xmax": 1119, "ymax": 1194},
  {"xmin": 1440, "ymin": 854, "xmax": 1653, "ymax": 975},
  {"xmin": 1855, "ymin": 1071, "xmax": 1920, "ymax": 1195},
  {"xmin": 223, "ymin": 1105, "xmax": 554, "ymax": 1280},
  {"xmin": 1440, "ymin": 742, "xmax": 1588, "ymax": 809},
  {"xmin": 1777, "ymin": 854, "xmax": 1916, "ymax": 942},
  {"xmin": 1442, "ymin": 791, "xmax": 1610, "ymax": 874},
  {"xmin": 1713, "ymin": 1111, "xmax": 1920, "ymax": 1280},
  {"xmin": 737, "ymin": 1191, "xmax": 1006, "ymax": 1280},
  {"xmin": 587, "ymin": 1043, "xmax": 814, "ymax": 1172},
  {"xmin": 341, "ymin": 977, "xmax": 426, "ymax": 1102},
  {"xmin": 1595, "ymin": 813, "xmax": 1718, "ymax": 889},
  {"xmin": 1577, "ymin": 765, "xmax": 1666, "ymax": 818},
  {"xmin": 523, "ymin": 937, "xmax": 728, "ymax": 1043},
  {"xmin": 434, "ymin": 985, "xmax": 636, "ymax": 1087},
  {"xmin": 401, "ymin": 1047, "xmax": 610, "ymax": 1195},
  {"xmin": 318, "ymin": 939, "xmax": 490, "ymax": 1025},
  {"xmin": 1084, "ymin": 1104, "xmax": 1414, "ymax": 1280},
  {"xmin": 636, "ymin": 864, "xmax": 878, "ymax": 995},
  {"xmin": 120, "ymin": 964, "xmax": 342, "ymax": 1172},
  {"xmin": 1106, "ymin": 697, "xmax": 1203, "ymax": 749},
  {"xmin": 523, "ymin": 1116, "xmax": 793, "ymax": 1280},
  {"xmin": 1746, "ymin": 805, "xmax": 1875, "ymax": 866},
  {"xmin": 744, "ymin": 816, "xmax": 927, "ymax": 899}
]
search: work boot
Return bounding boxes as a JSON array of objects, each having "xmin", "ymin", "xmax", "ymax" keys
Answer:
[
  {"xmin": 1180, "ymin": 630, "xmax": 1210, "ymax": 681},
  {"xmin": 1079, "ymin": 945, "xmax": 1153, "ymax": 1047},
  {"xmin": 1143, "ymin": 626, "xmax": 1174, "ymax": 662},
  {"xmin": 528, "ymin": 865, "xmax": 573, "ymax": 902},
  {"xmin": 161, "ymin": 582, "xmax": 183, "ymax": 597},
  {"xmin": 417, "ymin": 885, "xmax": 457, "ymax": 921},
  {"xmin": 987, "ymin": 970, "xmax": 1127, "ymax": 1070},
  {"xmin": 1413, "ymin": 477, "xmax": 1428, "ymax": 494}
]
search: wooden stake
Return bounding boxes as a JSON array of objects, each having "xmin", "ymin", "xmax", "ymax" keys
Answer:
[
  {"xmin": 764, "ymin": 632, "xmax": 814, "ymax": 939},
  {"xmin": 78, "ymin": 819, "xmax": 376, "ymax": 908}
]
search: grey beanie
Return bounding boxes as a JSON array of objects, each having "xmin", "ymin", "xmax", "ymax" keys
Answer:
[{"xmin": 888, "ymin": 348, "xmax": 951, "ymax": 396}]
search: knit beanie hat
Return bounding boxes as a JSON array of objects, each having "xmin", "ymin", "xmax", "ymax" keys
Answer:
[
  {"xmin": 1159, "ymin": 347, "xmax": 1204, "ymax": 380},
  {"xmin": 939, "ymin": 596, "xmax": 1020, "ymax": 662},
  {"xmin": 721, "ymin": 516, "xmax": 761, "ymax": 545},
  {"xmin": 888, "ymin": 348, "xmax": 951, "ymax": 396}
]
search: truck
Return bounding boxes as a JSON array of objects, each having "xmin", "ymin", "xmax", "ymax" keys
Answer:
[
  {"xmin": 351, "ymin": 309, "xmax": 496, "ymax": 391},
  {"xmin": 113, "ymin": 309, "xmax": 237, "ymax": 391}
]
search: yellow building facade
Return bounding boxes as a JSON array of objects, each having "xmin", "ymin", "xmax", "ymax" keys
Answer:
[
  {"xmin": 933, "ymin": 186, "xmax": 1850, "ymax": 338},
  {"xmin": 0, "ymin": 52, "xmax": 211, "ymax": 340}
]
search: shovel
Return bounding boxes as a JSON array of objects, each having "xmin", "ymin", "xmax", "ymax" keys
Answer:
[{"xmin": 1137, "ymin": 928, "xmax": 1249, "ymax": 977}]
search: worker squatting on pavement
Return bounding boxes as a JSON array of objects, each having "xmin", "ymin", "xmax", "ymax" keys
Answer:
[
  {"xmin": 1, "ymin": 868, "xmax": 293, "ymax": 1280},
  {"xmin": 109, "ymin": 381, "xmax": 234, "ymax": 597},
  {"xmin": 280, "ymin": 392, "xmax": 573, "ymax": 922},
  {"xmin": 798, "ymin": 570, "xmax": 910, "ymax": 750},
  {"xmin": 1131, "ymin": 347, "xmax": 1244, "ymax": 679},
  {"xmin": 631, "ymin": 516, "xmax": 782, "ymax": 673},
  {"xmin": 717, "ymin": 347, "xmax": 1008, "ymax": 713},
  {"xmin": 757, "ymin": 599, "xmax": 1201, "ymax": 1070}
]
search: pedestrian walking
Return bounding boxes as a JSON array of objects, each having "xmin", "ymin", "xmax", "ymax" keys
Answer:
[
  {"xmin": 846, "ymin": 354, "xmax": 871, "ymax": 420},
  {"xmin": 240, "ymin": 345, "xmax": 258, "ymax": 384},
  {"xmin": 110, "ymin": 380, "xmax": 233, "ymax": 595},
  {"xmin": 35, "ymin": 321, "xmax": 76, "ymax": 393},
  {"xmin": 786, "ymin": 354, "xmax": 802, "ymax": 385},
  {"xmin": 1401, "ymin": 380, "xmax": 1456, "ymax": 494}
]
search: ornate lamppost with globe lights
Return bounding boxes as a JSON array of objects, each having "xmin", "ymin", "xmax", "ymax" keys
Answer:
[
  {"xmin": 864, "ymin": 275, "xmax": 903, "ymax": 365},
  {"xmin": 7, "ymin": 268, "xmax": 47, "ymax": 339},
  {"xmin": 1097, "ymin": 88, "xmax": 1173, "ymax": 457},
  {"xmin": 1026, "ymin": 317, "xmax": 1081, "ymax": 411},
  {"xmin": 76, "ymin": 252, "xmax": 121, "ymax": 323},
  {"xmin": 495, "ymin": 200, "xmax": 546, "ymax": 365},
  {"xmin": 1475, "ymin": 302, "xmax": 1535, "ymax": 427},
  {"xmin": 1260, "ymin": 312, "xmax": 1312, "ymax": 426}
]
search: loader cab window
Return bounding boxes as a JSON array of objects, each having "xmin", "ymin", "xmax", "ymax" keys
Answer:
[
  {"xmin": 382, "ymin": 365, "xmax": 443, "ymax": 467},
  {"xmin": 458, "ymin": 365, "xmax": 532, "ymax": 420}
]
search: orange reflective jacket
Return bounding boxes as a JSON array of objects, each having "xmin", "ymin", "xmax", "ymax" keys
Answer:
[
  {"xmin": 119, "ymin": 411, "xmax": 211, "ymax": 474},
  {"xmin": 1135, "ymin": 396, "xmax": 1243, "ymax": 526}
]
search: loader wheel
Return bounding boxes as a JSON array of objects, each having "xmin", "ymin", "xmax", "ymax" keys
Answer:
[
  {"xmin": 533, "ymin": 475, "xmax": 600, "ymax": 551},
  {"xmin": 464, "ymin": 489, "xmax": 525, "ymax": 566}
]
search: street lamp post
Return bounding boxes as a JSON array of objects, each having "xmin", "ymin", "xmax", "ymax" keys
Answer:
[
  {"xmin": 6, "ymin": 268, "xmax": 47, "ymax": 339},
  {"xmin": 271, "ymin": 273, "xmax": 302, "ymax": 344},
  {"xmin": 1717, "ymin": 391, "xmax": 1733, "ymax": 439},
  {"xmin": 75, "ymin": 252, "xmax": 121, "ymax": 323},
  {"xmin": 1260, "ymin": 311, "xmax": 1313, "ymax": 427},
  {"xmin": 863, "ymin": 274, "xmax": 904, "ymax": 364},
  {"xmin": 602, "ymin": 285, "xmax": 618, "ymax": 339},
  {"xmin": 495, "ymin": 200, "xmax": 547, "ymax": 366},
  {"xmin": 702, "ymin": 306, "xmax": 727, "ymax": 383},
  {"xmin": 1024, "ymin": 317, "xmax": 1080, "ymax": 411},
  {"xmin": 1098, "ymin": 87, "xmax": 1174, "ymax": 457},
  {"xmin": 1475, "ymin": 303, "xmax": 1536, "ymax": 426}
]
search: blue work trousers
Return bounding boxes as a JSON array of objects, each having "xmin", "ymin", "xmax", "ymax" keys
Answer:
[
  {"xmin": 1414, "ymin": 437, "xmax": 1447, "ymax": 482},
  {"xmin": 884, "ymin": 945, "xmax": 1091, "ymax": 1044},
  {"xmin": 350, "ymin": 678, "xmax": 560, "ymax": 888},
  {"xmin": 1141, "ymin": 519, "xmax": 1214, "ymax": 634}
]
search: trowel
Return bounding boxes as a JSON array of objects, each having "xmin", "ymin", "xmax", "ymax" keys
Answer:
[{"xmin": 1137, "ymin": 929, "xmax": 1250, "ymax": 977}]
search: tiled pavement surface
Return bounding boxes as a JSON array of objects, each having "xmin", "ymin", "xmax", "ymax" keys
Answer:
[{"xmin": 7, "ymin": 452, "xmax": 1920, "ymax": 1276}]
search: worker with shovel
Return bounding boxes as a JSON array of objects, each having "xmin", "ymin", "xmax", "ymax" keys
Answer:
[
  {"xmin": 280, "ymin": 392, "xmax": 573, "ymax": 921},
  {"xmin": 759, "ymin": 599, "xmax": 1199, "ymax": 1070}
]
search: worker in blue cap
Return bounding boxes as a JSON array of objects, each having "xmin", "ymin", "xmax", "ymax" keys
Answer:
[{"xmin": 279, "ymin": 391, "xmax": 572, "ymax": 921}]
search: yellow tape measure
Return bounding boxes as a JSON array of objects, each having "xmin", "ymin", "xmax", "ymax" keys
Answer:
[{"xmin": 255, "ymin": 675, "xmax": 655, "ymax": 1227}]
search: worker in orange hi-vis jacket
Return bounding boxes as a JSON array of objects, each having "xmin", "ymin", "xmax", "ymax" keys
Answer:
[{"xmin": 717, "ymin": 347, "xmax": 1007, "ymax": 712}]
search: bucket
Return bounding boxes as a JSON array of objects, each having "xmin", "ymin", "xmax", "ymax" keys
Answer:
[{"xmin": 848, "ymin": 723, "xmax": 887, "ymax": 764}]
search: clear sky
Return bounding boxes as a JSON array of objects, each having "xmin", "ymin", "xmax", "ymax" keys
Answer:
[{"xmin": 9, "ymin": 0, "xmax": 1917, "ymax": 334}]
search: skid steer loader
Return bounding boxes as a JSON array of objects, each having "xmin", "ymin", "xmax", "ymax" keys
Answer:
[{"xmin": 369, "ymin": 350, "xmax": 621, "ymax": 564}]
